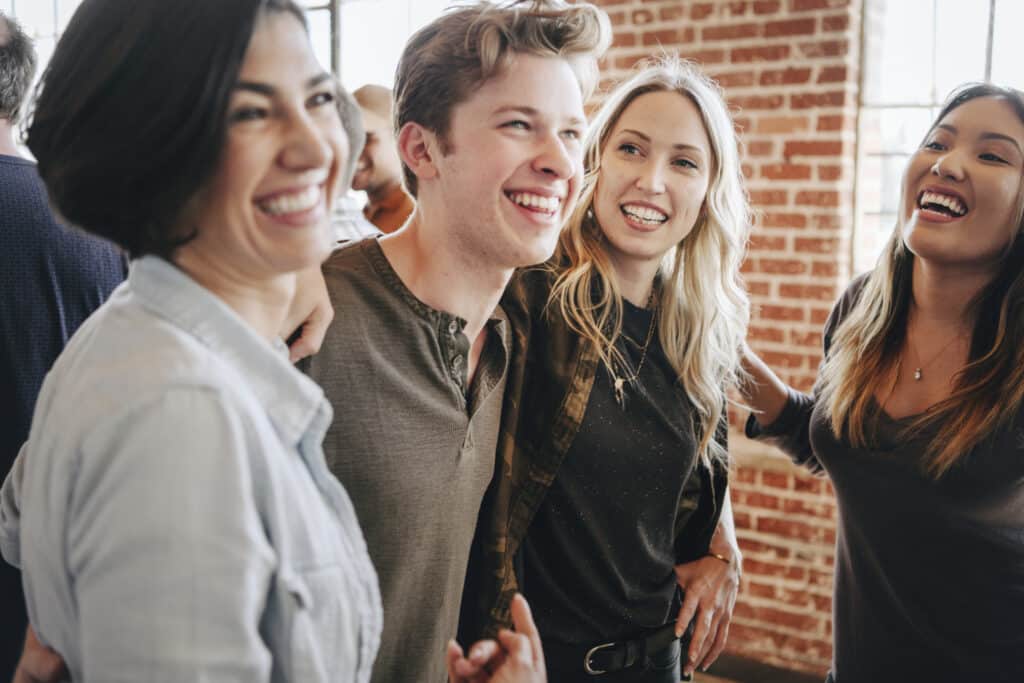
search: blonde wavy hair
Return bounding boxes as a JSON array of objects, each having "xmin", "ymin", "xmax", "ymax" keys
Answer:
[
  {"xmin": 393, "ymin": 0, "xmax": 611, "ymax": 196},
  {"xmin": 816, "ymin": 83, "xmax": 1024, "ymax": 478},
  {"xmin": 549, "ymin": 56, "xmax": 751, "ymax": 467}
]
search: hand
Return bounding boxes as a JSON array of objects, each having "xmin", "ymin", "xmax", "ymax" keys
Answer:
[
  {"xmin": 447, "ymin": 594, "xmax": 546, "ymax": 683},
  {"xmin": 13, "ymin": 626, "xmax": 68, "ymax": 683},
  {"xmin": 280, "ymin": 265, "xmax": 334, "ymax": 363},
  {"xmin": 673, "ymin": 552, "xmax": 740, "ymax": 677}
]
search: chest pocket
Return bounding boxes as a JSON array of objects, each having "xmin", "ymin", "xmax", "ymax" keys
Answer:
[{"xmin": 268, "ymin": 563, "xmax": 359, "ymax": 682}]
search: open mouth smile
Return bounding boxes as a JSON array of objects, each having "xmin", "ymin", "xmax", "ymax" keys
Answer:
[
  {"xmin": 621, "ymin": 202, "xmax": 668, "ymax": 226},
  {"xmin": 506, "ymin": 191, "xmax": 562, "ymax": 217},
  {"xmin": 917, "ymin": 189, "xmax": 968, "ymax": 219}
]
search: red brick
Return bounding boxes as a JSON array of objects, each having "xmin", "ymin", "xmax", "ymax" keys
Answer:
[
  {"xmin": 793, "ymin": 476, "xmax": 825, "ymax": 493},
  {"xmin": 754, "ymin": 0, "xmax": 781, "ymax": 14},
  {"xmin": 790, "ymin": 91, "xmax": 847, "ymax": 109},
  {"xmin": 746, "ymin": 581, "xmax": 776, "ymax": 599},
  {"xmin": 749, "ymin": 235, "xmax": 787, "ymax": 250},
  {"xmin": 823, "ymin": 14, "xmax": 849, "ymax": 31},
  {"xmin": 747, "ymin": 279, "xmax": 771, "ymax": 296},
  {"xmin": 818, "ymin": 164, "xmax": 842, "ymax": 181},
  {"xmin": 799, "ymin": 39, "xmax": 848, "ymax": 58},
  {"xmin": 812, "ymin": 260, "xmax": 838, "ymax": 276},
  {"xmin": 760, "ymin": 67, "xmax": 813, "ymax": 86},
  {"xmin": 726, "ymin": 1, "xmax": 750, "ymax": 16},
  {"xmin": 712, "ymin": 70, "xmax": 756, "ymax": 88},
  {"xmin": 612, "ymin": 31, "xmax": 637, "ymax": 48},
  {"xmin": 738, "ymin": 490, "xmax": 781, "ymax": 508},
  {"xmin": 762, "ymin": 471, "xmax": 790, "ymax": 488},
  {"xmin": 784, "ymin": 140, "xmax": 842, "ymax": 157},
  {"xmin": 762, "ymin": 163, "xmax": 812, "ymax": 180},
  {"xmin": 795, "ymin": 237, "xmax": 840, "ymax": 254},
  {"xmin": 810, "ymin": 307, "xmax": 831, "ymax": 325},
  {"xmin": 731, "ymin": 45, "xmax": 791, "ymax": 62},
  {"xmin": 690, "ymin": 2, "xmax": 715, "ymax": 20},
  {"xmin": 783, "ymin": 497, "xmax": 833, "ymax": 516},
  {"xmin": 632, "ymin": 8, "xmax": 655, "ymax": 24},
  {"xmin": 606, "ymin": 10, "xmax": 626, "ymax": 25},
  {"xmin": 678, "ymin": 48, "xmax": 727, "ymax": 65},
  {"xmin": 736, "ymin": 467, "xmax": 757, "ymax": 483},
  {"xmin": 760, "ymin": 305, "xmax": 806, "ymax": 323},
  {"xmin": 757, "ymin": 258, "xmax": 807, "ymax": 275},
  {"xmin": 734, "ymin": 511, "xmax": 753, "ymax": 529},
  {"xmin": 703, "ymin": 22, "xmax": 760, "ymax": 41},
  {"xmin": 756, "ymin": 115, "xmax": 810, "ymax": 134},
  {"xmin": 817, "ymin": 65, "xmax": 848, "ymax": 84},
  {"xmin": 764, "ymin": 18, "xmax": 816, "ymax": 37},
  {"xmin": 659, "ymin": 5, "xmax": 685, "ymax": 22},
  {"xmin": 642, "ymin": 27, "xmax": 695, "ymax": 46},
  {"xmin": 760, "ymin": 212, "xmax": 808, "ymax": 229},
  {"xmin": 779, "ymin": 283, "xmax": 837, "ymax": 301},
  {"xmin": 757, "ymin": 517, "xmax": 829, "ymax": 543},
  {"xmin": 812, "ymin": 213, "xmax": 842, "ymax": 229},
  {"xmin": 749, "ymin": 189, "xmax": 788, "ymax": 205},
  {"xmin": 791, "ymin": 0, "xmax": 850, "ymax": 10},
  {"xmin": 790, "ymin": 330, "xmax": 824, "ymax": 348},
  {"xmin": 761, "ymin": 350, "xmax": 806, "ymax": 369},
  {"xmin": 742, "ymin": 163, "xmax": 755, "ymax": 179},
  {"xmin": 746, "ymin": 140, "xmax": 775, "ymax": 156},
  {"xmin": 732, "ymin": 94, "xmax": 787, "ymax": 112},
  {"xmin": 748, "ymin": 325, "xmax": 786, "ymax": 343},
  {"xmin": 796, "ymin": 190, "xmax": 840, "ymax": 207}
]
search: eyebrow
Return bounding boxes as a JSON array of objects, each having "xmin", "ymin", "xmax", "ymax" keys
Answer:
[
  {"xmin": 493, "ymin": 105, "xmax": 586, "ymax": 128},
  {"xmin": 936, "ymin": 124, "xmax": 1023, "ymax": 155},
  {"xmin": 620, "ymin": 128, "xmax": 707, "ymax": 155},
  {"xmin": 234, "ymin": 72, "xmax": 333, "ymax": 96}
]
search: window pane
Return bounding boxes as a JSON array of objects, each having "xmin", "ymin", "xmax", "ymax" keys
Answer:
[
  {"xmin": 991, "ymin": 0, "xmax": 1024, "ymax": 89},
  {"xmin": 305, "ymin": 7, "xmax": 332, "ymax": 72},
  {"xmin": 933, "ymin": 0, "xmax": 988, "ymax": 99},
  {"xmin": 862, "ymin": 0, "xmax": 934, "ymax": 105}
]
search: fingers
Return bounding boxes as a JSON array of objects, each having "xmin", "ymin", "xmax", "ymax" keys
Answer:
[
  {"xmin": 509, "ymin": 593, "xmax": 544, "ymax": 669},
  {"xmin": 674, "ymin": 584, "xmax": 700, "ymax": 639},
  {"xmin": 446, "ymin": 640, "xmax": 466, "ymax": 683},
  {"xmin": 287, "ymin": 300, "xmax": 334, "ymax": 362},
  {"xmin": 683, "ymin": 603, "xmax": 714, "ymax": 677},
  {"xmin": 698, "ymin": 618, "xmax": 731, "ymax": 672},
  {"xmin": 17, "ymin": 626, "xmax": 68, "ymax": 683}
]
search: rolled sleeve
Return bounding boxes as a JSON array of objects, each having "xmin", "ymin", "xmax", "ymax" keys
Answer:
[
  {"xmin": 66, "ymin": 388, "xmax": 276, "ymax": 683},
  {"xmin": 0, "ymin": 442, "xmax": 27, "ymax": 568}
]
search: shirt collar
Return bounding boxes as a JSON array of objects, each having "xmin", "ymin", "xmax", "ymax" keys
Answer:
[{"xmin": 128, "ymin": 256, "xmax": 330, "ymax": 447}]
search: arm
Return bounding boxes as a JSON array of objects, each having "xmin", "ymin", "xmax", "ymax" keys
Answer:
[
  {"xmin": 0, "ymin": 443, "xmax": 27, "ymax": 568},
  {"xmin": 281, "ymin": 264, "xmax": 334, "ymax": 363},
  {"xmin": 67, "ymin": 389, "xmax": 275, "ymax": 682},
  {"xmin": 673, "ymin": 492, "xmax": 742, "ymax": 677}
]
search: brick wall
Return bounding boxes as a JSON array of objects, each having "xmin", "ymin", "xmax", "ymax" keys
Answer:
[{"xmin": 592, "ymin": 0, "xmax": 864, "ymax": 675}]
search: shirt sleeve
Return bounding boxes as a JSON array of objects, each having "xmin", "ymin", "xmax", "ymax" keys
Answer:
[
  {"xmin": 67, "ymin": 387, "xmax": 276, "ymax": 683},
  {"xmin": 744, "ymin": 274, "xmax": 870, "ymax": 475},
  {"xmin": 0, "ymin": 441, "xmax": 28, "ymax": 568}
]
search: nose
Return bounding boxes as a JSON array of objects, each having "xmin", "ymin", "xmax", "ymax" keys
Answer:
[
  {"xmin": 531, "ymin": 131, "xmax": 576, "ymax": 180},
  {"xmin": 931, "ymin": 150, "xmax": 965, "ymax": 182},
  {"xmin": 281, "ymin": 109, "xmax": 334, "ymax": 172},
  {"xmin": 635, "ymin": 160, "xmax": 666, "ymax": 194}
]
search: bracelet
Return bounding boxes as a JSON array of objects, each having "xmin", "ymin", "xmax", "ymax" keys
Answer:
[{"xmin": 705, "ymin": 552, "xmax": 732, "ymax": 566}]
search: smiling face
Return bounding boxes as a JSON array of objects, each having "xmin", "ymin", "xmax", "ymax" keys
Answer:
[
  {"xmin": 178, "ymin": 10, "xmax": 345, "ymax": 281},
  {"xmin": 418, "ymin": 53, "xmax": 586, "ymax": 271},
  {"xmin": 593, "ymin": 90, "xmax": 712, "ymax": 276},
  {"xmin": 901, "ymin": 95, "xmax": 1024, "ymax": 273}
]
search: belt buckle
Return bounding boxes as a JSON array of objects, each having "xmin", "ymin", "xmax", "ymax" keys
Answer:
[{"xmin": 584, "ymin": 641, "xmax": 616, "ymax": 675}]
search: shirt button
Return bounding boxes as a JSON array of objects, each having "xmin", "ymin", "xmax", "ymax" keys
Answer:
[
  {"xmin": 452, "ymin": 355, "xmax": 464, "ymax": 373},
  {"xmin": 448, "ymin": 320, "xmax": 459, "ymax": 336}
]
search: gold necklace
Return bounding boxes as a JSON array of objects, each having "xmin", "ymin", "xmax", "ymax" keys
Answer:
[
  {"xmin": 611, "ymin": 305, "xmax": 658, "ymax": 405},
  {"xmin": 907, "ymin": 330, "xmax": 964, "ymax": 382}
]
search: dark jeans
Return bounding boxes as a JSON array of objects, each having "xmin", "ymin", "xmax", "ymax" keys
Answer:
[
  {"xmin": 546, "ymin": 639, "xmax": 686, "ymax": 683},
  {"xmin": 825, "ymin": 673, "xmax": 836, "ymax": 683}
]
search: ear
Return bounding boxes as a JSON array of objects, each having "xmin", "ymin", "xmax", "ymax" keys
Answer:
[{"xmin": 397, "ymin": 121, "xmax": 439, "ymax": 184}]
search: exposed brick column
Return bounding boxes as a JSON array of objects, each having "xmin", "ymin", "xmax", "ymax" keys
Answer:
[{"xmin": 591, "ymin": 0, "xmax": 864, "ymax": 675}]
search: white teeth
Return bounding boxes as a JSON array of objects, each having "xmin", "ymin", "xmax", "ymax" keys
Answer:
[
  {"xmin": 508, "ymin": 192, "xmax": 561, "ymax": 214},
  {"xmin": 918, "ymin": 190, "xmax": 967, "ymax": 217},
  {"xmin": 259, "ymin": 186, "xmax": 321, "ymax": 216},
  {"xmin": 622, "ymin": 203, "xmax": 668, "ymax": 224}
]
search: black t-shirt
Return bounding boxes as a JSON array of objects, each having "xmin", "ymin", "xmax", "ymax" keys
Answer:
[{"xmin": 521, "ymin": 297, "xmax": 703, "ymax": 644}]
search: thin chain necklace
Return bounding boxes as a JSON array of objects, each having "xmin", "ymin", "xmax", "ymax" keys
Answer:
[
  {"xmin": 906, "ymin": 329, "xmax": 964, "ymax": 382},
  {"xmin": 610, "ymin": 302, "xmax": 658, "ymax": 406}
]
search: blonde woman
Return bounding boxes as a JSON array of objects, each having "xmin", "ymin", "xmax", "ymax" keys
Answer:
[
  {"xmin": 743, "ymin": 83, "xmax": 1024, "ymax": 681},
  {"xmin": 464, "ymin": 57, "xmax": 750, "ymax": 682}
]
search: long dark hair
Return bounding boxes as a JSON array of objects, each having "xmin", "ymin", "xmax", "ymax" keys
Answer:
[
  {"xmin": 818, "ymin": 82, "xmax": 1024, "ymax": 477},
  {"xmin": 26, "ymin": 0, "xmax": 305, "ymax": 258}
]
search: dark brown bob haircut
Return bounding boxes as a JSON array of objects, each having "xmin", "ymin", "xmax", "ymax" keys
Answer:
[{"xmin": 26, "ymin": 0, "xmax": 305, "ymax": 258}]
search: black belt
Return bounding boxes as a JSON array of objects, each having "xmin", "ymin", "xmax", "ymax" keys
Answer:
[{"xmin": 542, "ymin": 622, "xmax": 685, "ymax": 676}]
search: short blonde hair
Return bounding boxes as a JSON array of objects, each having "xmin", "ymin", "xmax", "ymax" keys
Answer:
[{"xmin": 393, "ymin": 0, "xmax": 610, "ymax": 196}]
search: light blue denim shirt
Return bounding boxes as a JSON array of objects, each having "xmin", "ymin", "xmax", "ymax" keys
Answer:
[{"xmin": 0, "ymin": 256, "xmax": 381, "ymax": 682}]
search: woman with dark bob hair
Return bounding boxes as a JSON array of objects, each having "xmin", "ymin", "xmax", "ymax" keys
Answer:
[
  {"xmin": 0, "ymin": 0, "xmax": 381, "ymax": 680},
  {"xmin": 743, "ymin": 82, "xmax": 1024, "ymax": 681}
]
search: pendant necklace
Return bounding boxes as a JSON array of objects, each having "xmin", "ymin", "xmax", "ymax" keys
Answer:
[
  {"xmin": 907, "ymin": 330, "xmax": 964, "ymax": 382},
  {"xmin": 611, "ymin": 303, "xmax": 658, "ymax": 405}
]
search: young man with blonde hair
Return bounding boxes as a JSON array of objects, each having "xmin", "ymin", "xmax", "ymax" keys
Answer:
[{"xmin": 301, "ymin": 2, "xmax": 610, "ymax": 681}]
